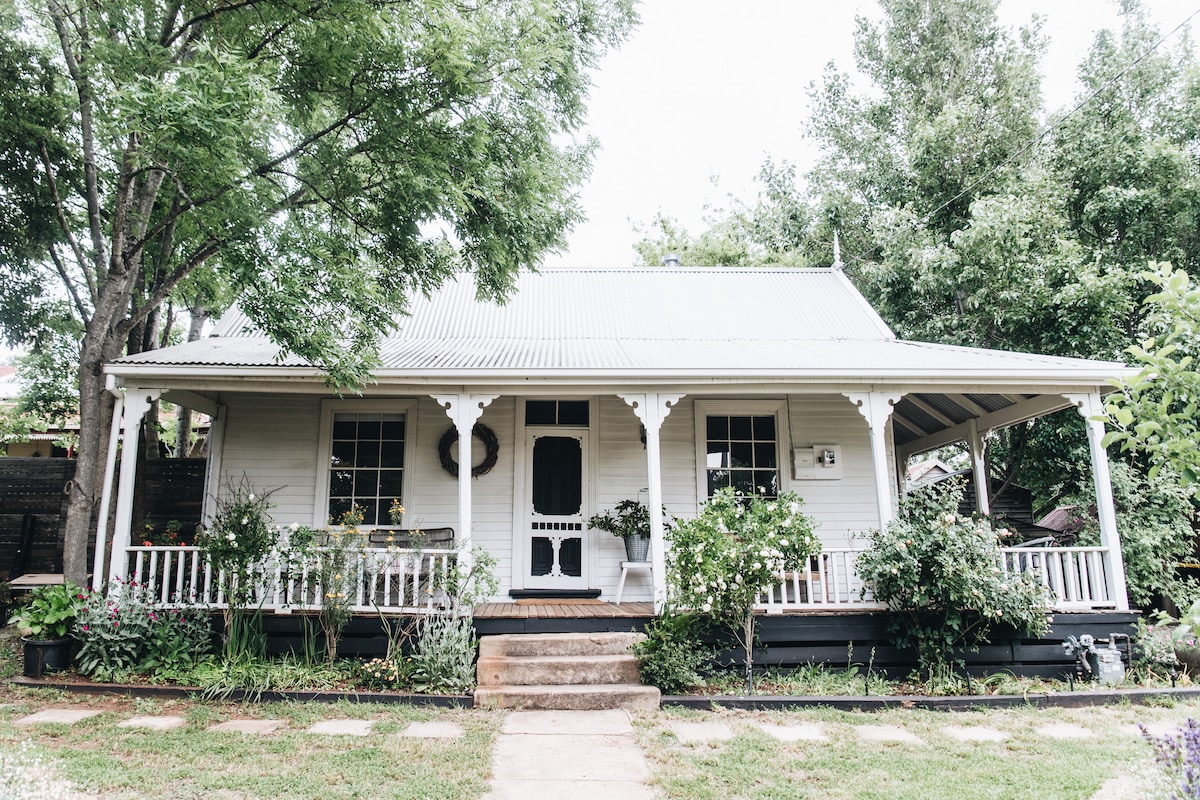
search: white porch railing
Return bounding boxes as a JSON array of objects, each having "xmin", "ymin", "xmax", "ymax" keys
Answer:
[
  {"xmin": 123, "ymin": 544, "xmax": 459, "ymax": 614},
  {"xmin": 755, "ymin": 545, "xmax": 1118, "ymax": 613}
]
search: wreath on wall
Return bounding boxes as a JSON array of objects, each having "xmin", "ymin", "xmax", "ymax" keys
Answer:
[{"xmin": 438, "ymin": 423, "xmax": 500, "ymax": 478}]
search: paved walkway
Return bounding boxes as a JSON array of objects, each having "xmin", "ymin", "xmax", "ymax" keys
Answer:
[{"xmin": 483, "ymin": 709, "xmax": 653, "ymax": 800}]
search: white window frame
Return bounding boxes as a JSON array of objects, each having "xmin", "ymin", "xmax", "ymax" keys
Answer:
[
  {"xmin": 693, "ymin": 399, "xmax": 791, "ymax": 504},
  {"xmin": 313, "ymin": 398, "xmax": 418, "ymax": 528}
]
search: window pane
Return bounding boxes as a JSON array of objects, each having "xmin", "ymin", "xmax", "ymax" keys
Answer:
[
  {"xmin": 755, "ymin": 471, "xmax": 779, "ymax": 497},
  {"xmin": 730, "ymin": 442, "xmax": 753, "ymax": 468},
  {"xmin": 525, "ymin": 400, "xmax": 556, "ymax": 425},
  {"xmin": 357, "ymin": 441, "xmax": 380, "ymax": 467},
  {"xmin": 707, "ymin": 470, "xmax": 730, "ymax": 497},
  {"xmin": 707, "ymin": 443, "xmax": 730, "ymax": 469},
  {"xmin": 359, "ymin": 500, "xmax": 380, "ymax": 526},
  {"xmin": 380, "ymin": 441, "xmax": 405, "ymax": 468},
  {"xmin": 330, "ymin": 470, "xmax": 352, "ymax": 496},
  {"xmin": 332, "ymin": 418, "xmax": 356, "ymax": 439},
  {"xmin": 754, "ymin": 442, "xmax": 776, "ymax": 468},
  {"xmin": 357, "ymin": 419, "xmax": 381, "ymax": 440},
  {"xmin": 328, "ymin": 498, "xmax": 351, "ymax": 524},
  {"xmin": 331, "ymin": 441, "xmax": 355, "ymax": 466},
  {"xmin": 707, "ymin": 416, "xmax": 728, "ymax": 439},
  {"xmin": 729, "ymin": 416, "xmax": 753, "ymax": 440},
  {"xmin": 732, "ymin": 472, "xmax": 755, "ymax": 495},
  {"xmin": 379, "ymin": 470, "xmax": 404, "ymax": 497},
  {"xmin": 380, "ymin": 420, "xmax": 405, "ymax": 440},
  {"xmin": 558, "ymin": 401, "xmax": 589, "ymax": 426},
  {"xmin": 354, "ymin": 470, "xmax": 380, "ymax": 497},
  {"xmin": 753, "ymin": 415, "xmax": 776, "ymax": 439}
]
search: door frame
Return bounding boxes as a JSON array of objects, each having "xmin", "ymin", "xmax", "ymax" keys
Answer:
[{"xmin": 511, "ymin": 397, "xmax": 599, "ymax": 592}]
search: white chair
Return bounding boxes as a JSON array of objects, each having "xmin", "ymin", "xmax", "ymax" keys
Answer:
[{"xmin": 615, "ymin": 560, "xmax": 653, "ymax": 603}]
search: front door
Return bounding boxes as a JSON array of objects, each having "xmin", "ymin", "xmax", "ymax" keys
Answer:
[{"xmin": 523, "ymin": 429, "xmax": 589, "ymax": 590}]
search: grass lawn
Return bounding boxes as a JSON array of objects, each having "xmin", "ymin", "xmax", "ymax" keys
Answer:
[{"xmin": 633, "ymin": 701, "xmax": 1200, "ymax": 800}]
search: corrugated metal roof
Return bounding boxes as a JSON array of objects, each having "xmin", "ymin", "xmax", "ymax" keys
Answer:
[{"xmin": 116, "ymin": 267, "xmax": 1126, "ymax": 381}]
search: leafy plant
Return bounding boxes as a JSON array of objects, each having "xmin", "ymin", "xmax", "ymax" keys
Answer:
[
  {"xmin": 411, "ymin": 614, "xmax": 477, "ymax": 694},
  {"xmin": 667, "ymin": 488, "xmax": 819, "ymax": 692},
  {"xmin": 11, "ymin": 582, "xmax": 84, "ymax": 640},
  {"xmin": 74, "ymin": 581, "xmax": 213, "ymax": 681},
  {"xmin": 357, "ymin": 655, "xmax": 417, "ymax": 691},
  {"xmin": 856, "ymin": 479, "xmax": 1052, "ymax": 682},
  {"xmin": 632, "ymin": 609, "xmax": 710, "ymax": 694},
  {"xmin": 587, "ymin": 499, "xmax": 671, "ymax": 539}
]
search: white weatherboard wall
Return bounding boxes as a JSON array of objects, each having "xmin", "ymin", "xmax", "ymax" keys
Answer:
[
  {"xmin": 787, "ymin": 395, "xmax": 885, "ymax": 547},
  {"xmin": 208, "ymin": 392, "xmax": 884, "ymax": 603}
]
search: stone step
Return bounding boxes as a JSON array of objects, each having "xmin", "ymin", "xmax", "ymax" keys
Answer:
[
  {"xmin": 476, "ymin": 654, "xmax": 641, "ymax": 687},
  {"xmin": 478, "ymin": 632, "xmax": 644, "ymax": 659},
  {"xmin": 474, "ymin": 683, "xmax": 661, "ymax": 711}
]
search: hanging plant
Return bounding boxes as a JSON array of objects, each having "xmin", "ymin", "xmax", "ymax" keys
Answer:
[{"xmin": 438, "ymin": 423, "xmax": 500, "ymax": 478}]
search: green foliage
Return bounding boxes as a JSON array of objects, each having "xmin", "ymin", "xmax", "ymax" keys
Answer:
[
  {"xmin": 1104, "ymin": 263, "xmax": 1200, "ymax": 487},
  {"xmin": 856, "ymin": 480, "xmax": 1051, "ymax": 680},
  {"xmin": 1069, "ymin": 461, "xmax": 1197, "ymax": 608},
  {"xmin": 196, "ymin": 480, "xmax": 278, "ymax": 613},
  {"xmin": 667, "ymin": 488, "xmax": 819, "ymax": 689},
  {"xmin": 632, "ymin": 610, "xmax": 710, "ymax": 694},
  {"xmin": 11, "ymin": 581, "xmax": 84, "ymax": 640},
  {"xmin": 587, "ymin": 499, "xmax": 671, "ymax": 539},
  {"xmin": 356, "ymin": 655, "xmax": 417, "ymax": 691},
  {"xmin": 315, "ymin": 507, "xmax": 368, "ymax": 664},
  {"xmin": 73, "ymin": 581, "xmax": 213, "ymax": 681},
  {"xmin": 411, "ymin": 615, "xmax": 477, "ymax": 695}
]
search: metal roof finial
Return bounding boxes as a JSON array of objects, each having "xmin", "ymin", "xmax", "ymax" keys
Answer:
[{"xmin": 832, "ymin": 230, "xmax": 844, "ymax": 272}]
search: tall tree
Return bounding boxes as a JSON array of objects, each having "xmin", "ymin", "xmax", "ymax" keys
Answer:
[{"xmin": 2, "ymin": 0, "xmax": 636, "ymax": 586}]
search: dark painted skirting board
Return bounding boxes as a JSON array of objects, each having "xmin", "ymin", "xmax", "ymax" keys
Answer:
[
  {"xmin": 472, "ymin": 617, "xmax": 652, "ymax": 636},
  {"xmin": 507, "ymin": 589, "xmax": 602, "ymax": 599}
]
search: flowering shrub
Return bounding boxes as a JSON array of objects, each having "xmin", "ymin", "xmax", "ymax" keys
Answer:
[
  {"xmin": 195, "ymin": 479, "xmax": 278, "ymax": 654},
  {"xmin": 856, "ymin": 479, "xmax": 1051, "ymax": 681},
  {"xmin": 357, "ymin": 655, "xmax": 416, "ymax": 690},
  {"xmin": 1142, "ymin": 718, "xmax": 1200, "ymax": 800},
  {"xmin": 316, "ymin": 506, "xmax": 367, "ymax": 663},
  {"xmin": 1136, "ymin": 619, "xmax": 1180, "ymax": 678},
  {"xmin": 667, "ymin": 488, "xmax": 819, "ymax": 690},
  {"xmin": 74, "ymin": 581, "xmax": 212, "ymax": 681}
]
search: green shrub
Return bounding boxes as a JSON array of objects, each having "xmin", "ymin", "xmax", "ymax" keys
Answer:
[
  {"xmin": 633, "ymin": 610, "xmax": 709, "ymax": 694},
  {"xmin": 74, "ymin": 581, "xmax": 212, "ymax": 681},
  {"xmin": 856, "ymin": 479, "xmax": 1051, "ymax": 681},
  {"xmin": 357, "ymin": 655, "xmax": 417, "ymax": 690},
  {"xmin": 667, "ymin": 488, "xmax": 819, "ymax": 691}
]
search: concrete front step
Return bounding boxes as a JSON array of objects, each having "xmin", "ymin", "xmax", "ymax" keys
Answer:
[
  {"xmin": 474, "ymin": 683, "xmax": 661, "ymax": 710},
  {"xmin": 476, "ymin": 654, "xmax": 641, "ymax": 687},
  {"xmin": 479, "ymin": 632, "xmax": 645, "ymax": 659}
]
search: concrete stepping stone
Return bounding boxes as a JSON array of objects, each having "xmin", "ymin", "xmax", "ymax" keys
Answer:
[
  {"xmin": 15, "ymin": 709, "xmax": 103, "ymax": 726},
  {"xmin": 1035, "ymin": 723, "xmax": 1094, "ymax": 740},
  {"xmin": 943, "ymin": 725, "xmax": 1008, "ymax": 743},
  {"xmin": 492, "ymin": 733, "xmax": 648, "ymax": 781},
  {"xmin": 400, "ymin": 721, "xmax": 465, "ymax": 739},
  {"xmin": 119, "ymin": 716, "xmax": 186, "ymax": 731},
  {"xmin": 308, "ymin": 719, "xmax": 373, "ymax": 736},
  {"xmin": 670, "ymin": 720, "xmax": 735, "ymax": 743},
  {"xmin": 1130, "ymin": 720, "xmax": 1188, "ymax": 738},
  {"xmin": 856, "ymin": 725, "xmax": 925, "ymax": 745},
  {"xmin": 758, "ymin": 723, "xmax": 828, "ymax": 742},
  {"xmin": 207, "ymin": 719, "xmax": 283, "ymax": 735},
  {"xmin": 503, "ymin": 709, "xmax": 631, "ymax": 735}
]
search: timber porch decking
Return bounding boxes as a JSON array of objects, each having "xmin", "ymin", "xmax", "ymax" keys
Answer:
[{"xmin": 473, "ymin": 602, "xmax": 654, "ymax": 619}]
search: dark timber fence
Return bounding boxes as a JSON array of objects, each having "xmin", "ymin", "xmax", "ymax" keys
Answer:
[{"xmin": 0, "ymin": 458, "xmax": 205, "ymax": 580}]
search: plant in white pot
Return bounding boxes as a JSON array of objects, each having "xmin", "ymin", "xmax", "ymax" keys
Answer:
[{"xmin": 587, "ymin": 500, "xmax": 671, "ymax": 562}]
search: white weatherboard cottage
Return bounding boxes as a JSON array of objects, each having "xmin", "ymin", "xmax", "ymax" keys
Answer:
[{"xmin": 97, "ymin": 265, "xmax": 1132, "ymax": 616}]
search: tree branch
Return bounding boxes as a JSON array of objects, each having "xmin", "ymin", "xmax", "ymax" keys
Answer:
[
  {"xmin": 47, "ymin": 245, "xmax": 92, "ymax": 327},
  {"xmin": 38, "ymin": 140, "xmax": 97, "ymax": 305}
]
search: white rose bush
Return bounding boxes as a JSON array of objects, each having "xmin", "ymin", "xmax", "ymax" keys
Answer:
[{"xmin": 667, "ymin": 487, "xmax": 819, "ymax": 692}]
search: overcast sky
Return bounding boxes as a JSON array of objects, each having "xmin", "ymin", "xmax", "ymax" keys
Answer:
[{"xmin": 541, "ymin": 0, "xmax": 1200, "ymax": 268}]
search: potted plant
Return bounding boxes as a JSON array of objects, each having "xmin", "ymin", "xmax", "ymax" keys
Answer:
[
  {"xmin": 11, "ymin": 581, "xmax": 85, "ymax": 678},
  {"xmin": 587, "ymin": 500, "xmax": 670, "ymax": 562}
]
